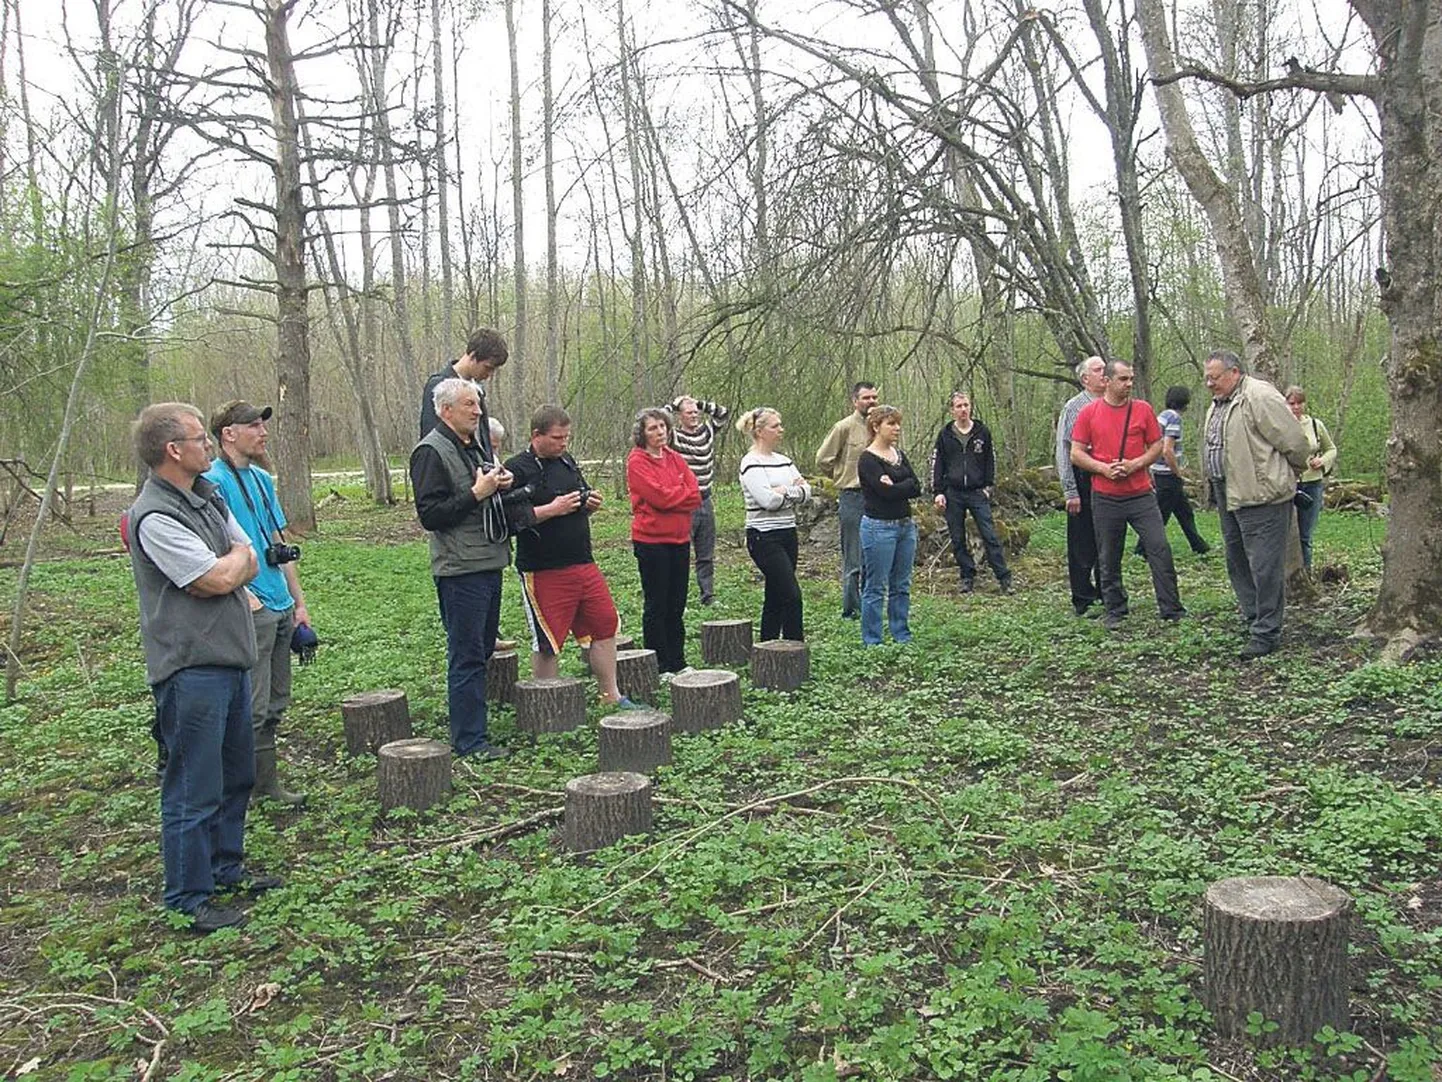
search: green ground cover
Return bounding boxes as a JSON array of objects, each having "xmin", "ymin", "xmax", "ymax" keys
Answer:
[{"xmin": 1, "ymin": 488, "xmax": 1438, "ymax": 1081}]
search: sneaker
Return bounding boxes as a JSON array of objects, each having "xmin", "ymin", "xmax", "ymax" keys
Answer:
[
  {"xmin": 190, "ymin": 901, "xmax": 246, "ymax": 934},
  {"xmin": 611, "ymin": 696, "xmax": 649, "ymax": 711},
  {"xmin": 1102, "ymin": 611, "xmax": 1125, "ymax": 631},
  {"xmin": 218, "ymin": 870, "xmax": 284, "ymax": 895}
]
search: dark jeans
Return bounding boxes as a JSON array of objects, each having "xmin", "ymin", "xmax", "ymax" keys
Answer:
[
  {"xmin": 634, "ymin": 540, "xmax": 690, "ymax": 673},
  {"xmin": 837, "ymin": 489, "xmax": 863, "ymax": 618},
  {"xmin": 435, "ymin": 570, "xmax": 502, "ymax": 755},
  {"xmin": 1091, "ymin": 491, "xmax": 1184, "ymax": 619},
  {"xmin": 943, "ymin": 487, "xmax": 1011, "ymax": 584},
  {"xmin": 1151, "ymin": 472, "xmax": 1209, "ymax": 554},
  {"xmin": 1295, "ymin": 479, "xmax": 1325, "ymax": 568},
  {"xmin": 152, "ymin": 665, "xmax": 254, "ymax": 913},
  {"xmin": 1215, "ymin": 480, "xmax": 1291, "ymax": 646},
  {"xmin": 1067, "ymin": 474, "xmax": 1101, "ymax": 612},
  {"xmin": 690, "ymin": 494, "xmax": 716, "ymax": 602},
  {"xmin": 746, "ymin": 526, "xmax": 803, "ymax": 641}
]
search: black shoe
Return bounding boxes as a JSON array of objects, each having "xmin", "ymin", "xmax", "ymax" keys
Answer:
[
  {"xmin": 1074, "ymin": 603, "xmax": 1101, "ymax": 619},
  {"xmin": 460, "ymin": 742, "xmax": 512, "ymax": 761},
  {"xmin": 190, "ymin": 901, "xmax": 246, "ymax": 934},
  {"xmin": 700, "ymin": 595, "xmax": 714, "ymax": 606},
  {"xmin": 1239, "ymin": 640, "xmax": 1276, "ymax": 660},
  {"xmin": 1102, "ymin": 611, "xmax": 1125, "ymax": 630},
  {"xmin": 1160, "ymin": 610, "xmax": 1187, "ymax": 623},
  {"xmin": 1193, "ymin": 543, "xmax": 1211, "ymax": 555},
  {"xmin": 959, "ymin": 579, "xmax": 974, "ymax": 595},
  {"xmin": 998, "ymin": 579, "xmax": 1014, "ymax": 595},
  {"xmin": 219, "ymin": 871, "xmax": 285, "ymax": 896}
]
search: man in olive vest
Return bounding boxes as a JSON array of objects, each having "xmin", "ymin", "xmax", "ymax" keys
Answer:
[
  {"xmin": 410, "ymin": 378, "xmax": 515, "ymax": 759},
  {"xmin": 127, "ymin": 403, "xmax": 282, "ymax": 933}
]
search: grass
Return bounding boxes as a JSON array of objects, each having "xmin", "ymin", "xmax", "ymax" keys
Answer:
[{"xmin": 0, "ymin": 485, "xmax": 1438, "ymax": 1081}]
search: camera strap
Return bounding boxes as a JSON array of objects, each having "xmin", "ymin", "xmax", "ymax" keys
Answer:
[{"xmin": 223, "ymin": 456, "xmax": 287, "ymax": 542}]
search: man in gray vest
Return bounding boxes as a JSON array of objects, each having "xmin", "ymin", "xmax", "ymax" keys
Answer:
[
  {"xmin": 127, "ymin": 403, "xmax": 282, "ymax": 933},
  {"xmin": 410, "ymin": 378, "xmax": 515, "ymax": 759}
]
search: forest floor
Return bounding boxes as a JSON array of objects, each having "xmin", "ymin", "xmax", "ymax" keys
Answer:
[{"xmin": 0, "ymin": 485, "xmax": 1438, "ymax": 1082}]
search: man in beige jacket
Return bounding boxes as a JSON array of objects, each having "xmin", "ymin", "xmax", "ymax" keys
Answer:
[
  {"xmin": 1202, "ymin": 350, "xmax": 1311, "ymax": 659},
  {"xmin": 816, "ymin": 381, "xmax": 878, "ymax": 619}
]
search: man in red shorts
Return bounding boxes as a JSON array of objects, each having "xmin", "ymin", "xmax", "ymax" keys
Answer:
[{"xmin": 504, "ymin": 405, "xmax": 640, "ymax": 707}]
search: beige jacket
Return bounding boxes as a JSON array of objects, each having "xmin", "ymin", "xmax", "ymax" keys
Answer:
[
  {"xmin": 1205, "ymin": 375, "xmax": 1312, "ymax": 510},
  {"xmin": 816, "ymin": 412, "xmax": 870, "ymax": 490}
]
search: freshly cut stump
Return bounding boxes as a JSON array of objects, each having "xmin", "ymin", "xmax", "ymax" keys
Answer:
[
  {"xmin": 1203, "ymin": 875, "xmax": 1352, "ymax": 1045},
  {"xmin": 486, "ymin": 650, "xmax": 518, "ymax": 704},
  {"xmin": 377, "ymin": 737, "xmax": 451, "ymax": 812},
  {"xmin": 563, "ymin": 771, "xmax": 652, "ymax": 852},
  {"xmin": 341, "ymin": 688, "xmax": 412, "ymax": 756},
  {"xmin": 701, "ymin": 619, "xmax": 753, "ymax": 666},
  {"xmin": 670, "ymin": 669, "xmax": 742, "ymax": 733},
  {"xmin": 598, "ymin": 710, "xmax": 672, "ymax": 773},
  {"xmin": 580, "ymin": 634, "xmax": 635, "ymax": 672},
  {"xmin": 614, "ymin": 648, "xmax": 659, "ymax": 702},
  {"xmin": 514, "ymin": 677, "xmax": 588, "ymax": 736},
  {"xmin": 751, "ymin": 640, "xmax": 810, "ymax": 692}
]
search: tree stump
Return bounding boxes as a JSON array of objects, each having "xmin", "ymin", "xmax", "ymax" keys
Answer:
[
  {"xmin": 598, "ymin": 710, "xmax": 672, "ymax": 773},
  {"xmin": 701, "ymin": 619, "xmax": 753, "ymax": 666},
  {"xmin": 751, "ymin": 640, "xmax": 810, "ymax": 692},
  {"xmin": 341, "ymin": 689, "xmax": 413, "ymax": 756},
  {"xmin": 377, "ymin": 737, "xmax": 452, "ymax": 813},
  {"xmin": 580, "ymin": 634, "xmax": 635, "ymax": 672},
  {"xmin": 1203, "ymin": 875, "xmax": 1353, "ymax": 1045},
  {"xmin": 670, "ymin": 669, "xmax": 743, "ymax": 733},
  {"xmin": 486, "ymin": 650, "xmax": 518, "ymax": 704},
  {"xmin": 563, "ymin": 771, "xmax": 653, "ymax": 852},
  {"xmin": 614, "ymin": 648, "xmax": 659, "ymax": 702},
  {"xmin": 514, "ymin": 677, "xmax": 588, "ymax": 736}
]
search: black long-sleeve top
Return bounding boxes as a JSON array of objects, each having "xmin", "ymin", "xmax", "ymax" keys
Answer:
[
  {"xmin": 857, "ymin": 448, "xmax": 922, "ymax": 520},
  {"xmin": 502, "ymin": 448, "xmax": 595, "ymax": 571},
  {"xmin": 410, "ymin": 423, "xmax": 485, "ymax": 532},
  {"xmin": 930, "ymin": 419, "xmax": 997, "ymax": 493}
]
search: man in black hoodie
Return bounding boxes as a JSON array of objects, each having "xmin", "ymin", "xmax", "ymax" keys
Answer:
[{"xmin": 930, "ymin": 392, "xmax": 1013, "ymax": 594}]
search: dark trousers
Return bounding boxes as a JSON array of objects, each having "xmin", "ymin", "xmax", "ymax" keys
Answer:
[
  {"xmin": 1215, "ymin": 479, "xmax": 1291, "ymax": 646},
  {"xmin": 634, "ymin": 540, "xmax": 690, "ymax": 674},
  {"xmin": 943, "ymin": 487, "xmax": 1011, "ymax": 584},
  {"xmin": 1067, "ymin": 474, "xmax": 1101, "ymax": 612},
  {"xmin": 690, "ymin": 494, "xmax": 717, "ymax": 602},
  {"xmin": 746, "ymin": 526, "xmax": 803, "ymax": 641},
  {"xmin": 1150, "ymin": 473, "xmax": 1209, "ymax": 554},
  {"xmin": 1091, "ymin": 491, "xmax": 1185, "ymax": 619},
  {"xmin": 435, "ymin": 570, "xmax": 502, "ymax": 755}
]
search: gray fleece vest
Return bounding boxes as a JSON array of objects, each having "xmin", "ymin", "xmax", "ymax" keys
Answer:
[
  {"xmin": 415, "ymin": 427, "xmax": 512, "ymax": 577},
  {"xmin": 128, "ymin": 474, "xmax": 258, "ymax": 685}
]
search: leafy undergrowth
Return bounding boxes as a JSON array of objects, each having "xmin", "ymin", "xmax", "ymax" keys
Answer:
[{"xmin": 1, "ymin": 492, "xmax": 1438, "ymax": 1081}]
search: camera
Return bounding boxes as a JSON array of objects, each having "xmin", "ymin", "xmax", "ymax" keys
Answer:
[
  {"xmin": 265, "ymin": 542, "xmax": 302, "ymax": 566},
  {"xmin": 575, "ymin": 483, "xmax": 593, "ymax": 509}
]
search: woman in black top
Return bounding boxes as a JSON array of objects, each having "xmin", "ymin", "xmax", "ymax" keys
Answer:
[{"xmin": 857, "ymin": 405, "xmax": 921, "ymax": 645}]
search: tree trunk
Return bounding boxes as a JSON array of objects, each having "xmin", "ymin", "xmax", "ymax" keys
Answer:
[
  {"xmin": 598, "ymin": 711, "xmax": 672, "ymax": 773},
  {"xmin": 614, "ymin": 647, "xmax": 659, "ymax": 703},
  {"xmin": 670, "ymin": 669, "xmax": 743, "ymax": 733},
  {"xmin": 751, "ymin": 640, "xmax": 810, "ymax": 692},
  {"xmin": 368, "ymin": 0, "xmax": 417, "ymax": 390},
  {"xmin": 514, "ymin": 677, "xmax": 588, "ymax": 736},
  {"xmin": 487, "ymin": 649, "xmax": 519, "ymax": 704},
  {"xmin": 341, "ymin": 688, "xmax": 413, "ymax": 756},
  {"xmin": 700, "ymin": 619, "xmax": 754, "ymax": 667},
  {"xmin": 505, "ymin": 0, "xmax": 527, "ymax": 397},
  {"xmin": 563, "ymin": 771, "xmax": 653, "ymax": 852},
  {"xmin": 542, "ymin": 0, "xmax": 559, "ymax": 400},
  {"xmin": 430, "ymin": 0, "xmax": 454, "ymax": 349},
  {"xmin": 377, "ymin": 737, "xmax": 451, "ymax": 812}
]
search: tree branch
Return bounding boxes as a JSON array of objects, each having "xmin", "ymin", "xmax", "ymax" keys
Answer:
[{"xmin": 1151, "ymin": 65, "xmax": 1377, "ymax": 103}]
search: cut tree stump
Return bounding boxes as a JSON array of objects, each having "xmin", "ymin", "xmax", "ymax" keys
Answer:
[
  {"xmin": 1203, "ymin": 875, "xmax": 1353, "ymax": 1045},
  {"xmin": 598, "ymin": 710, "xmax": 672, "ymax": 773},
  {"xmin": 514, "ymin": 677, "xmax": 588, "ymax": 736},
  {"xmin": 341, "ymin": 689, "xmax": 413, "ymax": 756},
  {"xmin": 563, "ymin": 771, "xmax": 653, "ymax": 852},
  {"xmin": 486, "ymin": 650, "xmax": 518, "ymax": 704},
  {"xmin": 751, "ymin": 640, "xmax": 810, "ymax": 692},
  {"xmin": 701, "ymin": 619, "xmax": 753, "ymax": 666},
  {"xmin": 377, "ymin": 737, "xmax": 452, "ymax": 812},
  {"xmin": 670, "ymin": 669, "xmax": 742, "ymax": 733},
  {"xmin": 614, "ymin": 648, "xmax": 659, "ymax": 702},
  {"xmin": 580, "ymin": 633, "xmax": 635, "ymax": 672}
]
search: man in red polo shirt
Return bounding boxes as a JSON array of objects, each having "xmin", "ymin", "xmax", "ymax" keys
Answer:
[{"xmin": 1070, "ymin": 360, "xmax": 1185, "ymax": 630}]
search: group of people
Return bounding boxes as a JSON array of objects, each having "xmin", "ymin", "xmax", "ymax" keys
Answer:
[{"xmin": 1056, "ymin": 350, "xmax": 1335, "ymax": 658}]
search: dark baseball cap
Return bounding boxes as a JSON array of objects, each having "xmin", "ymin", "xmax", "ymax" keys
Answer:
[{"xmin": 210, "ymin": 400, "xmax": 273, "ymax": 437}]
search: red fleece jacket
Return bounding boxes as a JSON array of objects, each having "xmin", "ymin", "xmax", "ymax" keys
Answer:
[{"xmin": 627, "ymin": 446, "xmax": 702, "ymax": 543}]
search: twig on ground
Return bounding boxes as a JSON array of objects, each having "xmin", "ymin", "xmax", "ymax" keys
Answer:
[
  {"xmin": 800, "ymin": 867, "xmax": 889, "ymax": 950},
  {"xmin": 403, "ymin": 806, "xmax": 564, "ymax": 860}
]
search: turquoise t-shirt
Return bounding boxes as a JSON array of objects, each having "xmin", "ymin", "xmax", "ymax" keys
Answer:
[{"xmin": 201, "ymin": 459, "xmax": 295, "ymax": 612}]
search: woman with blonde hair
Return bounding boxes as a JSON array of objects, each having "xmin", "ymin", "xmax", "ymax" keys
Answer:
[
  {"xmin": 737, "ymin": 407, "xmax": 810, "ymax": 640},
  {"xmin": 1284, "ymin": 386, "xmax": 1337, "ymax": 569},
  {"xmin": 857, "ymin": 404, "xmax": 922, "ymax": 645}
]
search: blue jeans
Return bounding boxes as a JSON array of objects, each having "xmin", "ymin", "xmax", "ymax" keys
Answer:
[
  {"xmin": 838, "ymin": 489, "xmax": 864, "ymax": 618},
  {"xmin": 435, "ymin": 570, "xmax": 502, "ymax": 754},
  {"xmin": 860, "ymin": 516, "xmax": 917, "ymax": 645},
  {"xmin": 153, "ymin": 666, "xmax": 254, "ymax": 913},
  {"xmin": 1295, "ymin": 480, "xmax": 1324, "ymax": 568}
]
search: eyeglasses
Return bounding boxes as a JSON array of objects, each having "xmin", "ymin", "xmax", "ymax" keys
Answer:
[{"xmin": 170, "ymin": 434, "xmax": 211, "ymax": 446}]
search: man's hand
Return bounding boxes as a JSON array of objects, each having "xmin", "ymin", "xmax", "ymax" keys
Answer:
[
  {"xmin": 584, "ymin": 489, "xmax": 603, "ymax": 511},
  {"xmin": 878, "ymin": 474, "xmax": 894, "ymax": 486},
  {"xmin": 471, "ymin": 467, "xmax": 503, "ymax": 500},
  {"xmin": 933, "ymin": 494, "xmax": 946, "ymax": 509},
  {"xmin": 1065, "ymin": 496, "xmax": 1081, "ymax": 515},
  {"xmin": 294, "ymin": 601, "xmax": 310, "ymax": 627},
  {"xmin": 536, "ymin": 490, "xmax": 585, "ymax": 521},
  {"xmin": 493, "ymin": 466, "xmax": 515, "ymax": 491},
  {"xmin": 1308, "ymin": 455, "xmax": 1324, "ymax": 471}
]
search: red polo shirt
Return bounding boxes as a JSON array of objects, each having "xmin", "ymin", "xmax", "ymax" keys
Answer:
[{"xmin": 1072, "ymin": 398, "xmax": 1162, "ymax": 498}]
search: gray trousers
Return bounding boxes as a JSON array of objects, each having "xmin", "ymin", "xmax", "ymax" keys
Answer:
[
  {"xmin": 1091, "ymin": 491, "xmax": 1184, "ymax": 618},
  {"xmin": 690, "ymin": 493, "xmax": 716, "ymax": 602},
  {"xmin": 250, "ymin": 605, "xmax": 295, "ymax": 737},
  {"xmin": 1215, "ymin": 481, "xmax": 1290, "ymax": 646},
  {"xmin": 838, "ymin": 488, "xmax": 864, "ymax": 617}
]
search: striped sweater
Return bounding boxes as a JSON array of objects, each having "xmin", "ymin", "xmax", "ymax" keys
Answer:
[
  {"xmin": 739, "ymin": 451, "xmax": 811, "ymax": 531},
  {"xmin": 669, "ymin": 399, "xmax": 730, "ymax": 495}
]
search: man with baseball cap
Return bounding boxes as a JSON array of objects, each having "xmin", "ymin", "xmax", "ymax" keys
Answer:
[{"xmin": 203, "ymin": 400, "xmax": 311, "ymax": 807}]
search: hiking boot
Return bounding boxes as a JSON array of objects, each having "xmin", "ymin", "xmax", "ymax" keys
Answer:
[{"xmin": 190, "ymin": 901, "xmax": 246, "ymax": 934}]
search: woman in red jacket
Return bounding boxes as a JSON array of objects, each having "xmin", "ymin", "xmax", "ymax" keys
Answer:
[{"xmin": 627, "ymin": 408, "xmax": 702, "ymax": 678}]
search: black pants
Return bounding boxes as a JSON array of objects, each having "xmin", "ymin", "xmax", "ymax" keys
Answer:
[
  {"xmin": 943, "ymin": 487, "xmax": 1011, "ymax": 584},
  {"xmin": 1091, "ymin": 491, "xmax": 1185, "ymax": 619},
  {"xmin": 1067, "ymin": 474, "xmax": 1101, "ymax": 613},
  {"xmin": 746, "ymin": 526, "xmax": 803, "ymax": 641},
  {"xmin": 633, "ymin": 541, "xmax": 690, "ymax": 674},
  {"xmin": 1149, "ymin": 473, "xmax": 1209, "ymax": 554}
]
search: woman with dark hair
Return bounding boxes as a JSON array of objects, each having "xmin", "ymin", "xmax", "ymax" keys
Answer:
[
  {"xmin": 738, "ymin": 407, "xmax": 810, "ymax": 641},
  {"xmin": 858, "ymin": 405, "xmax": 921, "ymax": 645},
  {"xmin": 1142, "ymin": 385, "xmax": 1210, "ymax": 556},
  {"xmin": 1285, "ymin": 386, "xmax": 1337, "ymax": 569},
  {"xmin": 627, "ymin": 408, "xmax": 701, "ymax": 678}
]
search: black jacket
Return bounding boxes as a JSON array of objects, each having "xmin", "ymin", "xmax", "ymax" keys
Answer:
[
  {"xmin": 503, "ymin": 448, "xmax": 595, "ymax": 571},
  {"xmin": 930, "ymin": 419, "xmax": 996, "ymax": 492}
]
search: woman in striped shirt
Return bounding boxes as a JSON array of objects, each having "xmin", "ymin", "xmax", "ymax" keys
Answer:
[{"xmin": 738, "ymin": 407, "xmax": 811, "ymax": 641}]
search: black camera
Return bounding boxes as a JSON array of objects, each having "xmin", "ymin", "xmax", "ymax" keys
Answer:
[
  {"xmin": 265, "ymin": 542, "xmax": 302, "ymax": 566},
  {"xmin": 575, "ymin": 483, "xmax": 593, "ymax": 510}
]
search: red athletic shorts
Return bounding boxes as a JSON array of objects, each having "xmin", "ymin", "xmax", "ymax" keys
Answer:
[{"xmin": 518, "ymin": 563, "xmax": 620, "ymax": 656}]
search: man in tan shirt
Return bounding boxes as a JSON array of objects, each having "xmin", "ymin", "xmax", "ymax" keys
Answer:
[{"xmin": 816, "ymin": 381, "xmax": 878, "ymax": 619}]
